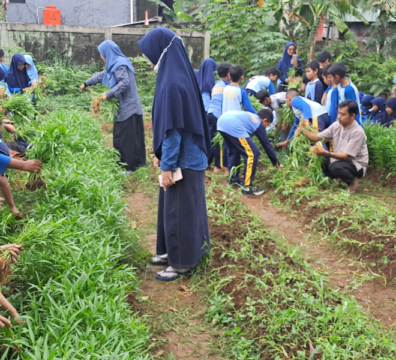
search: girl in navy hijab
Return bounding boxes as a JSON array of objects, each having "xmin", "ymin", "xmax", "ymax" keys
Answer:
[
  {"xmin": 6, "ymin": 53, "xmax": 31, "ymax": 95},
  {"xmin": 361, "ymin": 94, "xmax": 374, "ymax": 123},
  {"xmin": 138, "ymin": 27, "xmax": 211, "ymax": 282},
  {"xmin": 276, "ymin": 42, "xmax": 303, "ymax": 92},
  {"xmin": 379, "ymin": 98, "xmax": 396, "ymax": 127},
  {"xmin": 80, "ymin": 40, "xmax": 145, "ymax": 173},
  {"xmin": 197, "ymin": 58, "xmax": 217, "ymax": 112},
  {"xmin": 370, "ymin": 97, "xmax": 386, "ymax": 122}
]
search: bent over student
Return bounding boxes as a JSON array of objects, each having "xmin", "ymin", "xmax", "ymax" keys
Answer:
[
  {"xmin": 80, "ymin": 41, "xmax": 145, "ymax": 173},
  {"xmin": 297, "ymin": 100, "xmax": 368, "ymax": 194},
  {"xmin": 138, "ymin": 28, "xmax": 211, "ymax": 282},
  {"xmin": 277, "ymin": 89, "xmax": 330, "ymax": 149},
  {"xmin": 217, "ymin": 109, "xmax": 281, "ymax": 196}
]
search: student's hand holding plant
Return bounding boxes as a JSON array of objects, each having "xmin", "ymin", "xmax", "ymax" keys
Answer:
[
  {"xmin": 0, "ymin": 244, "xmax": 24, "ymax": 263},
  {"xmin": 21, "ymin": 160, "xmax": 42, "ymax": 173},
  {"xmin": 78, "ymin": 84, "xmax": 87, "ymax": 92},
  {"xmin": 312, "ymin": 145, "xmax": 327, "ymax": 156},
  {"xmin": 0, "ymin": 314, "xmax": 12, "ymax": 328},
  {"xmin": 276, "ymin": 138, "xmax": 290, "ymax": 148},
  {"xmin": 101, "ymin": 93, "xmax": 108, "ymax": 101}
]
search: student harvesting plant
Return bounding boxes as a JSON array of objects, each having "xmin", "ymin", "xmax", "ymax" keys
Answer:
[
  {"xmin": 245, "ymin": 67, "xmax": 280, "ymax": 97},
  {"xmin": 0, "ymin": 141, "xmax": 29, "ymax": 215},
  {"xmin": 6, "ymin": 54, "xmax": 34, "ymax": 96},
  {"xmin": 79, "ymin": 40, "xmax": 146, "ymax": 174},
  {"xmin": 276, "ymin": 88, "xmax": 330, "ymax": 149},
  {"xmin": 217, "ymin": 109, "xmax": 282, "ymax": 195}
]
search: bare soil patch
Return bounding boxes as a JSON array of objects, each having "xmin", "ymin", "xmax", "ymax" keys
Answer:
[
  {"xmin": 242, "ymin": 194, "xmax": 396, "ymax": 326},
  {"xmin": 126, "ymin": 192, "xmax": 218, "ymax": 359}
]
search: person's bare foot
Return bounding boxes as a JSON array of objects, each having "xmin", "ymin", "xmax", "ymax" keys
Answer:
[
  {"xmin": 349, "ymin": 178, "xmax": 359, "ymax": 194},
  {"xmin": 336, "ymin": 178, "xmax": 342, "ymax": 183},
  {"xmin": 223, "ymin": 169, "xmax": 229, "ymax": 177},
  {"xmin": 214, "ymin": 166, "xmax": 223, "ymax": 173}
]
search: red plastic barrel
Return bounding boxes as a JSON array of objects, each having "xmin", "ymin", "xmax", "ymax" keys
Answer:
[{"xmin": 43, "ymin": 6, "xmax": 61, "ymax": 26}]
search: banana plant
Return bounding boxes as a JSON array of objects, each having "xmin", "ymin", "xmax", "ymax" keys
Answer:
[
  {"xmin": 297, "ymin": 0, "xmax": 368, "ymax": 60},
  {"xmin": 267, "ymin": 0, "xmax": 368, "ymax": 59},
  {"xmin": 145, "ymin": 0, "xmax": 195, "ymax": 22}
]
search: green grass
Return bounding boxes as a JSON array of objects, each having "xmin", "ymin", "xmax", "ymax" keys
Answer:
[
  {"xmin": 193, "ymin": 175, "xmax": 396, "ymax": 359},
  {"xmin": 364, "ymin": 123, "xmax": 396, "ymax": 172},
  {"xmin": 0, "ymin": 106, "xmax": 152, "ymax": 358}
]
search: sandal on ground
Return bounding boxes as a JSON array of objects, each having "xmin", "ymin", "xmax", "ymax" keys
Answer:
[
  {"xmin": 151, "ymin": 254, "xmax": 169, "ymax": 266},
  {"xmin": 156, "ymin": 266, "xmax": 191, "ymax": 282}
]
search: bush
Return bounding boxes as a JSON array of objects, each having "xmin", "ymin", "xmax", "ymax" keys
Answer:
[{"xmin": 195, "ymin": 0, "xmax": 287, "ymax": 76}]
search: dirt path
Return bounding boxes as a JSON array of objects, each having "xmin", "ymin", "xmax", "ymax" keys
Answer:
[
  {"xmin": 125, "ymin": 192, "xmax": 219, "ymax": 359},
  {"xmin": 242, "ymin": 195, "xmax": 396, "ymax": 326}
]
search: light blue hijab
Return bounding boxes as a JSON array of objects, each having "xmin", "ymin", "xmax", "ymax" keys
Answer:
[
  {"xmin": 98, "ymin": 40, "xmax": 134, "ymax": 89},
  {"xmin": 24, "ymin": 55, "xmax": 38, "ymax": 82}
]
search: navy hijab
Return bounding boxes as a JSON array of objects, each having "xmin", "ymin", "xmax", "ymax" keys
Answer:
[
  {"xmin": 197, "ymin": 58, "xmax": 217, "ymax": 94},
  {"xmin": 98, "ymin": 40, "xmax": 134, "ymax": 89},
  {"xmin": 361, "ymin": 94, "xmax": 374, "ymax": 108},
  {"xmin": 379, "ymin": 98, "xmax": 396, "ymax": 126},
  {"xmin": 6, "ymin": 53, "xmax": 30, "ymax": 89},
  {"xmin": 277, "ymin": 42, "xmax": 302, "ymax": 79},
  {"xmin": 138, "ymin": 28, "xmax": 211, "ymax": 159},
  {"xmin": 370, "ymin": 97, "xmax": 386, "ymax": 121}
]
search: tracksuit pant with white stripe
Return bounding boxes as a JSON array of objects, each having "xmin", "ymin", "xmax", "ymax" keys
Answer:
[{"xmin": 220, "ymin": 123, "xmax": 279, "ymax": 187}]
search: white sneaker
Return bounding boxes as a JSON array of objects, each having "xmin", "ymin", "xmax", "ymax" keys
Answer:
[{"xmin": 241, "ymin": 187, "xmax": 265, "ymax": 196}]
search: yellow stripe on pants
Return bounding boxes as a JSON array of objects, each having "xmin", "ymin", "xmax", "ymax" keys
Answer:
[
  {"xmin": 239, "ymin": 138, "xmax": 254, "ymax": 186},
  {"xmin": 312, "ymin": 117, "xmax": 324, "ymax": 148}
]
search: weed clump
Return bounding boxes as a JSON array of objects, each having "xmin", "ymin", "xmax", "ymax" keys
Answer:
[{"xmin": 91, "ymin": 95, "xmax": 103, "ymax": 115}]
